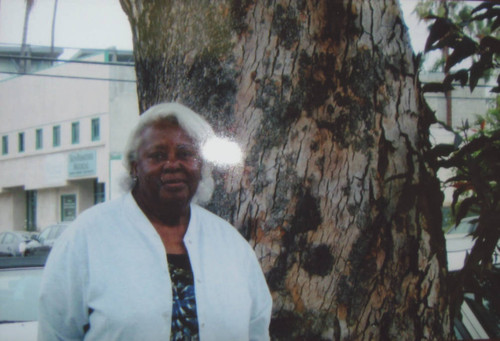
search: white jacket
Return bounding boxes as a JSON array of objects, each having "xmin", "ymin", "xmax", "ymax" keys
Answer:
[{"xmin": 38, "ymin": 192, "xmax": 272, "ymax": 341}]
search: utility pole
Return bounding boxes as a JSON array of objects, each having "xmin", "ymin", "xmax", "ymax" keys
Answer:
[
  {"xmin": 20, "ymin": 0, "xmax": 34, "ymax": 73},
  {"xmin": 50, "ymin": 0, "xmax": 58, "ymax": 65},
  {"xmin": 442, "ymin": 0, "xmax": 453, "ymax": 126}
]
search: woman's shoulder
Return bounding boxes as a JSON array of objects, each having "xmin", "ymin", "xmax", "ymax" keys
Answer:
[
  {"xmin": 77, "ymin": 194, "xmax": 131, "ymax": 221},
  {"xmin": 189, "ymin": 205, "xmax": 260, "ymax": 266},
  {"xmin": 191, "ymin": 204, "xmax": 232, "ymax": 226},
  {"xmin": 190, "ymin": 204, "xmax": 248, "ymax": 243}
]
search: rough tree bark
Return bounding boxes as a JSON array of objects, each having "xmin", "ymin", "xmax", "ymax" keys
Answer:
[{"xmin": 119, "ymin": 1, "xmax": 451, "ymax": 339}]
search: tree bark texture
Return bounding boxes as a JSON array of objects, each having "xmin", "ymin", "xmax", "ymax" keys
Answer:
[{"xmin": 119, "ymin": 0, "xmax": 451, "ymax": 339}]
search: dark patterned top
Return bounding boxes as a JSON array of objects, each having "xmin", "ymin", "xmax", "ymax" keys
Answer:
[{"xmin": 167, "ymin": 253, "xmax": 199, "ymax": 341}]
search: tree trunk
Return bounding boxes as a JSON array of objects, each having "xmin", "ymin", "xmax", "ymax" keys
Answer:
[{"xmin": 119, "ymin": 0, "xmax": 451, "ymax": 339}]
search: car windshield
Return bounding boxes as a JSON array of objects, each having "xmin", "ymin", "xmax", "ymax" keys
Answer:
[
  {"xmin": 38, "ymin": 225, "xmax": 67, "ymax": 243},
  {"xmin": 37, "ymin": 228, "xmax": 52, "ymax": 243},
  {"xmin": 0, "ymin": 267, "xmax": 43, "ymax": 323}
]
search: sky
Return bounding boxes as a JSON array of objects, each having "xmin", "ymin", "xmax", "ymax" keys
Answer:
[
  {"xmin": 0, "ymin": 0, "xmax": 133, "ymax": 51},
  {"xmin": 0, "ymin": 0, "xmax": 429, "ymax": 54}
]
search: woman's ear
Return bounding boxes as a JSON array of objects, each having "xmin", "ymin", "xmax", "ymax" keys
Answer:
[
  {"xmin": 130, "ymin": 162, "xmax": 139, "ymax": 188},
  {"xmin": 130, "ymin": 161, "xmax": 138, "ymax": 178}
]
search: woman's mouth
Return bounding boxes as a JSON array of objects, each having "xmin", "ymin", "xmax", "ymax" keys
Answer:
[{"xmin": 161, "ymin": 178, "xmax": 187, "ymax": 189}]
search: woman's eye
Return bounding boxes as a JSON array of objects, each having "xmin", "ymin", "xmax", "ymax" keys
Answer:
[
  {"xmin": 146, "ymin": 147, "xmax": 199, "ymax": 163},
  {"xmin": 175, "ymin": 145, "xmax": 198, "ymax": 159},
  {"xmin": 150, "ymin": 152, "xmax": 167, "ymax": 161},
  {"xmin": 177, "ymin": 149, "xmax": 197, "ymax": 160}
]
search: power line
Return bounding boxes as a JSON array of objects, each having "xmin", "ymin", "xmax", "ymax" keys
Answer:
[
  {"xmin": 0, "ymin": 54, "xmax": 135, "ymax": 67},
  {"xmin": 2, "ymin": 70, "xmax": 495, "ymax": 89},
  {"xmin": 421, "ymin": 82, "xmax": 495, "ymax": 90},
  {"xmin": 424, "ymin": 95, "xmax": 496, "ymax": 101},
  {"xmin": 0, "ymin": 42, "xmax": 132, "ymax": 55},
  {"xmin": 0, "ymin": 71, "xmax": 136, "ymax": 83}
]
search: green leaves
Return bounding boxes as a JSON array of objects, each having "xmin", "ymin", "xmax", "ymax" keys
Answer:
[
  {"xmin": 440, "ymin": 127, "xmax": 500, "ymax": 226},
  {"xmin": 444, "ymin": 69, "xmax": 469, "ymax": 87},
  {"xmin": 421, "ymin": 1, "xmax": 499, "ymax": 92},
  {"xmin": 419, "ymin": 0, "xmax": 500, "ymax": 322},
  {"xmin": 430, "ymin": 115, "xmax": 500, "ymax": 240},
  {"xmin": 445, "ymin": 36, "xmax": 478, "ymax": 73},
  {"xmin": 425, "ymin": 17, "xmax": 458, "ymax": 52}
]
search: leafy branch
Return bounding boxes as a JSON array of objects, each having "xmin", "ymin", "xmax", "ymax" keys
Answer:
[{"xmin": 420, "ymin": 0, "xmax": 500, "ymax": 327}]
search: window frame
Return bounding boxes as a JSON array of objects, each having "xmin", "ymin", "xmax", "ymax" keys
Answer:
[
  {"xmin": 71, "ymin": 122, "xmax": 80, "ymax": 145},
  {"xmin": 18, "ymin": 132, "xmax": 25, "ymax": 153},
  {"xmin": 52, "ymin": 125, "xmax": 61, "ymax": 147},
  {"xmin": 36, "ymin": 128, "xmax": 43, "ymax": 150},
  {"xmin": 2, "ymin": 135, "xmax": 8, "ymax": 155},
  {"xmin": 26, "ymin": 190, "xmax": 37, "ymax": 231},
  {"xmin": 94, "ymin": 180, "xmax": 105, "ymax": 204},
  {"xmin": 91, "ymin": 118, "xmax": 100, "ymax": 142}
]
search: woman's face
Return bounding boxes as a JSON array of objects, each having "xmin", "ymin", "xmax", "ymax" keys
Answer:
[{"xmin": 132, "ymin": 120, "xmax": 202, "ymax": 211}]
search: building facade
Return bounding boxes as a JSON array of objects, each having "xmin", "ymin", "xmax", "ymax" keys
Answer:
[
  {"xmin": 0, "ymin": 46, "xmax": 139, "ymax": 232},
  {"xmin": 422, "ymin": 71, "xmax": 496, "ymax": 129}
]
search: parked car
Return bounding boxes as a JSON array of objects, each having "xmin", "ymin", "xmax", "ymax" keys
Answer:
[
  {"xmin": 0, "ymin": 231, "xmax": 34, "ymax": 257},
  {"xmin": 0, "ymin": 254, "xmax": 48, "ymax": 340},
  {"xmin": 445, "ymin": 216, "xmax": 500, "ymax": 272},
  {"xmin": 452, "ymin": 267, "xmax": 500, "ymax": 340},
  {"xmin": 25, "ymin": 223, "xmax": 69, "ymax": 255},
  {"xmin": 36, "ymin": 223, "xmax": 69, "ymax": 248},
  {"xmin": 454, "ymin": 293, "xmax": 500, "ymax": 340}
]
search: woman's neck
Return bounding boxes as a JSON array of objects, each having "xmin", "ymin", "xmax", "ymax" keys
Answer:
[
  {"xmin": 132, "ymin": 190, "xmax": 191, "ymax": 227},
  {"xmin": 132, "ymin": 191, "xmax": 191, "ymax": 254},
  {"xmin": 153, "ymin": 220, "xmax": 189, "ymax": 254}
]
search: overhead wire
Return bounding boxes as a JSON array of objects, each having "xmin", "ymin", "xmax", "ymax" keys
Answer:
[
  {"xmin": 0, "ymin": 70, "xmax": 136, "ymax": 83},
  {"xmin": 0, "ymin": 44, "xmax": 496, "ymax": 91},
  {"xmin": 0, "ymin": 46, "xmax": 136, "ymax": 82},
  {"xmin": 0, "ymin": 53, "xmax": 135, "ymax": 67}
]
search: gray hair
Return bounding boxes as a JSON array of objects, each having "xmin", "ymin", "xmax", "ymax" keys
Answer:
[{"xmin": 123, "ymin": 102, "xmax": 215, "ymax": 204}]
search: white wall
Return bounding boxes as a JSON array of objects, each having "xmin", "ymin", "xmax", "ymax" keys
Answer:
[
  {"xmin": 0, "ymin": 189, "xmax": 25, "ymax": 232},
  {"xmin": 0, "ymin": 52, "xmax": 138, "ymax": 232},
  {"xmin": 421, "ymin": 72, "xmax": 496, "ymax": 128},
  {"xmin": 37, "ymin": 189, "xmax": 60, "ymax": 229},
  {"xmin": 0, "ymin": 56, "xmax": 110, "ymax": 132},
  {"xmin": 0, "ymin": 143, "xmax": 107, "ymax": 190}
]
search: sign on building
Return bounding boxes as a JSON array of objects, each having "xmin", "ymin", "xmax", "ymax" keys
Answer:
[{"xmin": 68, "ymin": 150, "xmax": 96, "ymax": 178}]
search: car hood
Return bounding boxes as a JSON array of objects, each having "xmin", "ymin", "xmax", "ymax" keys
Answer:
[
  {"xmin": 0, "ymin": 321, "xmax": 37, "ymax": 341},
  {"xmin": 445, "ymin": 235, "xmax": 475, "ymax": 252},
  {"xmin": 25, "ymin": 240, "xmax": 42, "ymax": 248}
]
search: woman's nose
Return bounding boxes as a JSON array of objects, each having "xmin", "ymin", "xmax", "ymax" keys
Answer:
[{"xmin": 162, "ymin": 155, "xmax": 181, "ymax": 169}]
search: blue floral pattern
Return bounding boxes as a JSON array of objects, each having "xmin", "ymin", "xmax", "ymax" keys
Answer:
[{"xmin": 167, "ymin": 254, "xmax": 199, "ymax": 341}]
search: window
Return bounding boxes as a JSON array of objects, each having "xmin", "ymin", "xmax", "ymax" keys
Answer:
[
  {"xmin": 2, "ymin": 233, "xmax": 14, "ymax": 244},
  {"xmin": 91, "ymin": 118, "xmax": 100, "ymax": 141},
  {"xmin": 18, "ymin": 132, "xmax": 24, "ymax": 152},
  {"xmin": 2, "ymin": 136, "xmax": 7, "ymax": 155},
  {"xmin": 26, "ymin": 190, "xmax": 37, "ymax": 231},
  {"xmin": 36, "ymin": 128, "xmax": 43, "ymax": 149},
  {"xmin": 61, "ymin": 194, "xmax": 77, "ymax": 222},
  {"xmin": 94, "ymin": 180, "xmax": 105, "ymax": 204},
  {"xmin": 53, "ymin": 125, "xmax": 61, "ymax": 147},
  {"xmin": 72, "ymin": 122, "xmax": 80, "ymax": 144}
]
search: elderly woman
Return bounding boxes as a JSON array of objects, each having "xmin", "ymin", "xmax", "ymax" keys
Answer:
[{"xmin": 38, "ymin": 103, "xmax": 272, "ymax": 341}]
